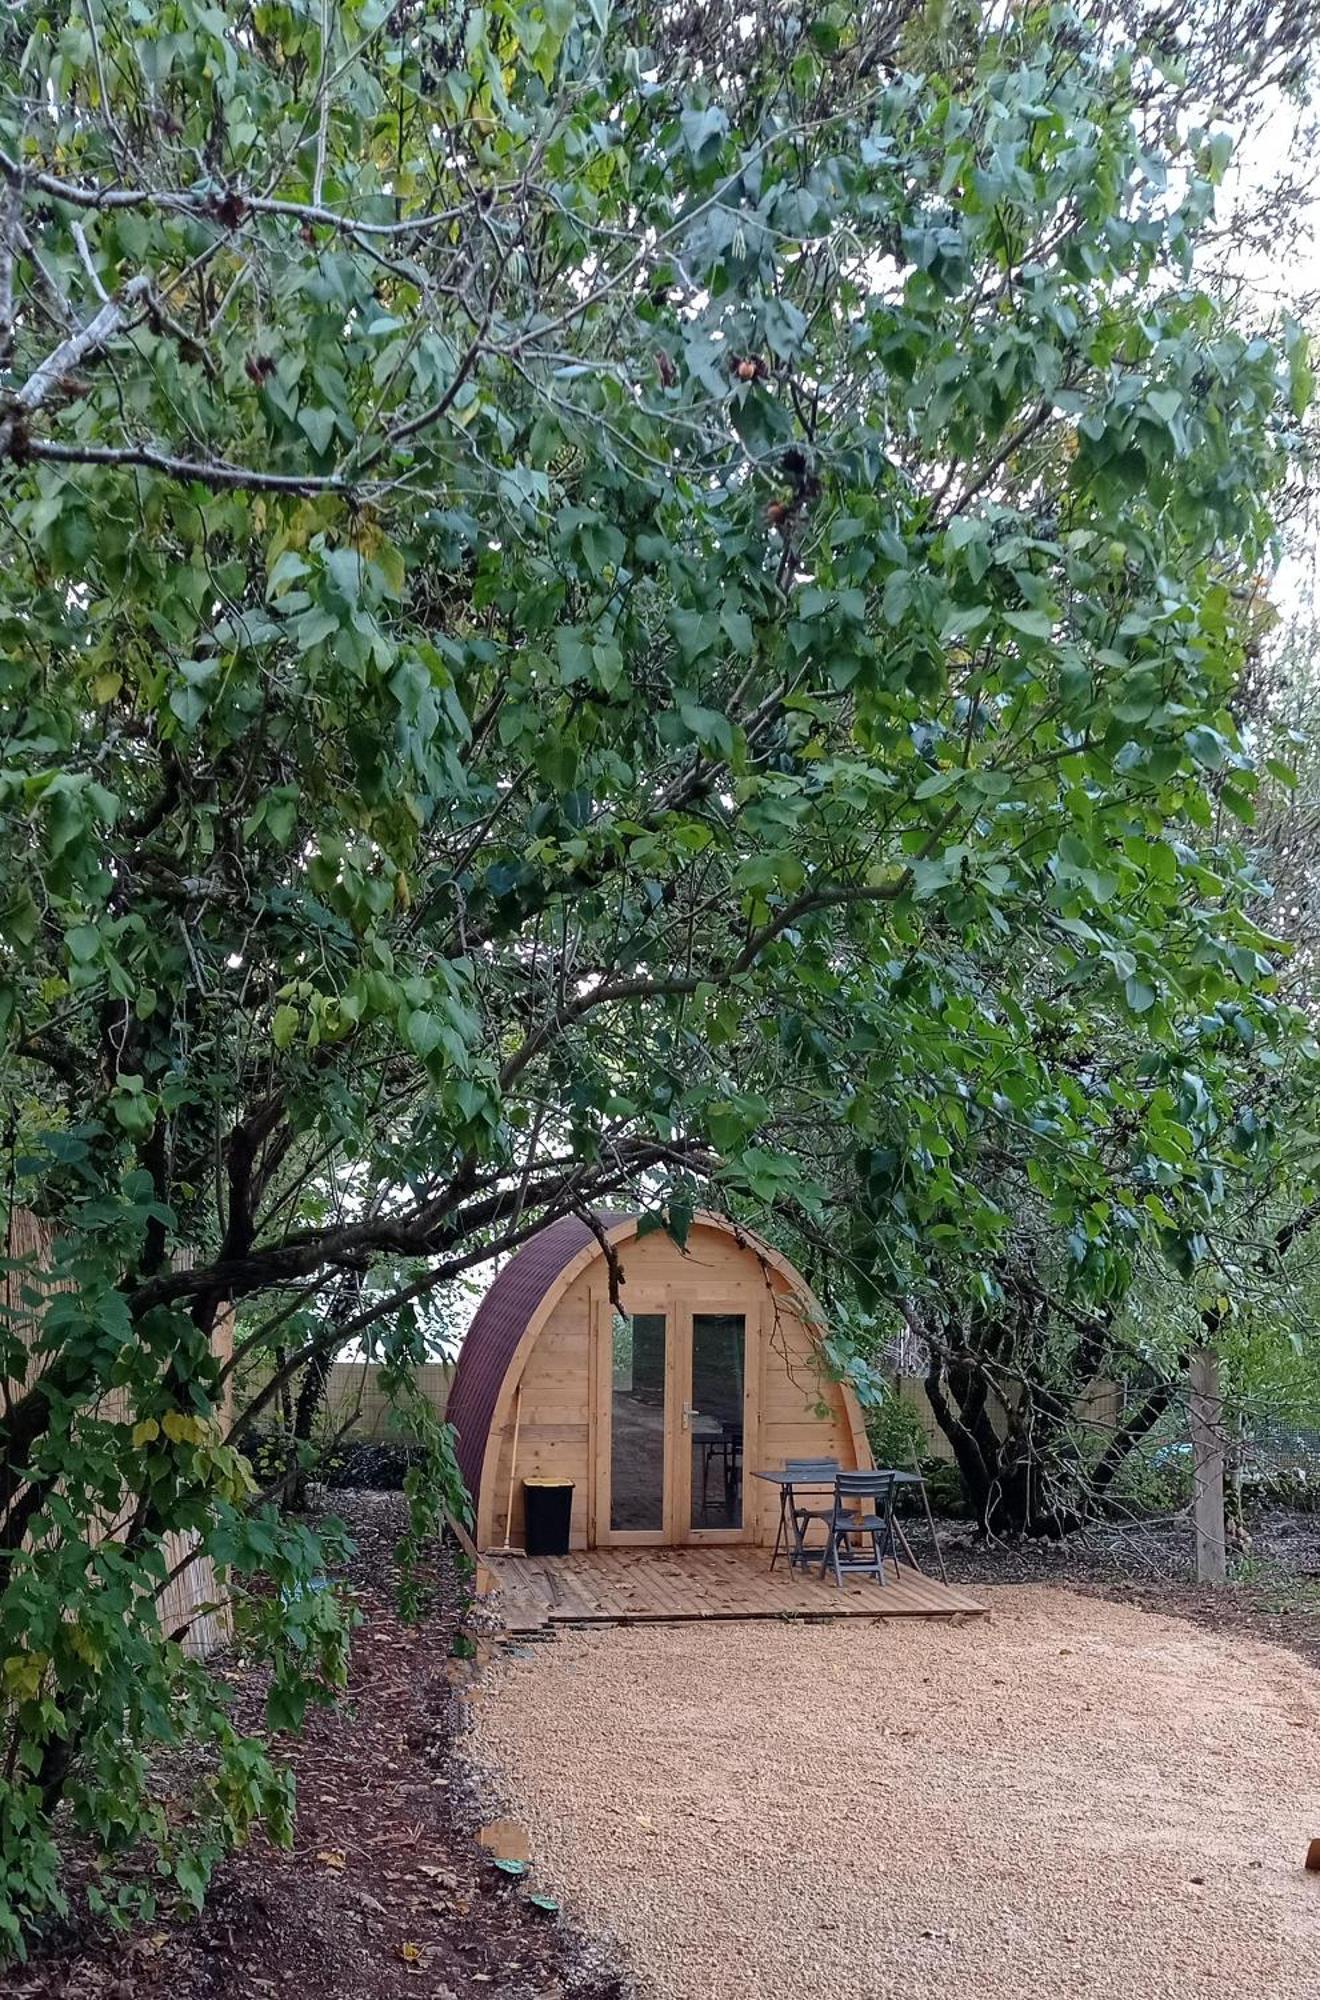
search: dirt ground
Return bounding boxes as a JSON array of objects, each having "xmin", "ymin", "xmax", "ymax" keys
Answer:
[{"xmin": 472, "ymin": 1588, "xmax": 1320, "ymax": 2000}]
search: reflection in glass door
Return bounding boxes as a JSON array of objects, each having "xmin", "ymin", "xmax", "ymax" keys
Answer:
[
  {"xmin": 609, "ymin": 1311, "xmax": 668, "ymax": 1532},
  {"xmin": 687, "ymin": 1312, "xmax": 747, "ymax": 1532}
]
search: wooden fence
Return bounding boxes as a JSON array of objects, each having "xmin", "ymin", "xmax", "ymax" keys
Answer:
[
  {"xmin": 891, "ymin": 1374, "xmax": 1124, "ymax": 1463},
  {"xmin": 319, "ymin": 1360, "xmax": 1119, "ymax": 1463},
  {"xmin": 321, "ymin": 1360, "xmax": 454, "ymax": 1439},
  {"xmin": 2, "ymin": 1209, "xmax": 230, "ymax": 1657}
]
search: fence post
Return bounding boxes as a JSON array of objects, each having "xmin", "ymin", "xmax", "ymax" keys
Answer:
[{"xmin": 1189, "ymin": 1345, "xmax": 1227, "ymax": 1585}]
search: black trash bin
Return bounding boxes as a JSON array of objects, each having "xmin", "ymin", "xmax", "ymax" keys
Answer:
[{"xmin": 523, "ymin": 1477, "xmax": 574, "ymax": 1557}]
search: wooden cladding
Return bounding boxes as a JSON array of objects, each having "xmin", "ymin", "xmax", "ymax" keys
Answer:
[{"xmin": 476, "ymin": 1215, "xmax": 868, "ymax": 1554}]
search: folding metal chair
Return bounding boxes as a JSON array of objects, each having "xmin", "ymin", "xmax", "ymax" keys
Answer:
[
  {"xmin": 769, "ymin": 1458, "xmax": 839, "ymax": 1570},
  {"xmin": 701, "ymin": 1419, "xmax": 744, "ymax": 1522},
  {"xmin": 821, "ymin": 1470, "xmax": 900, "ymax": 1586}
]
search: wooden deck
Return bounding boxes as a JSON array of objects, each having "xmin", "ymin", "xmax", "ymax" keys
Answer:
[{"xmin": 477, "ymin": 1546, "xmax": 986, "ymax": 1635}]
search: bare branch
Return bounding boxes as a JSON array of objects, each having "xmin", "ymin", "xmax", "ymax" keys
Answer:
[
  {"xmin": 70, "ymin": 222, "xmax": 110, "ymax": 304},
  {"xmin": 0, "ymin": 182, "xmax": 18, "ymax": 370},
  {"xmin": 13, "ymin": 434, "xmax": 352, "ymax": 494},
  {"xmin": 0, "ymin": 145, "xmax": 464, "ymax": 241},
  {"xmin": 0, "ymin": 272, "xmax": 149, "ymax": 461},
  {"xmin": 312, "ymin": 0, "xmax": 332, "ymax": 211}
]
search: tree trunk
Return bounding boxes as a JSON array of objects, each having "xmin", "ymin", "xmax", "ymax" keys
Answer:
[
  {"xmin": 287, "ymin": 1347, "xmax": 333, "ymax": 1510},
  {"xmin": 925, "ymin": 1334, "xmax": 1184, "ymax": 1539},
  {"xmin": 924, "ymin": 1351, "xmax": 1000, "ymax": 1529}
]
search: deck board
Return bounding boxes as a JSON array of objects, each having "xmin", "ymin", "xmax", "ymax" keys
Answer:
[{"xmin": 480, "ymin": 1546, "xmax": 985, "ymax": 1634}]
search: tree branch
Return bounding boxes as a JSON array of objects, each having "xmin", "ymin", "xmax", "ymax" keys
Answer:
[
  {"xmin": 0, "ymin": 145, "xmax": 464, "ymax": 241},
  {"xmin": 135, "ymin": 1138, "xmax": 715, "ymax": 1321},
  {"xmin": 0, "ymin": 182, "xmax": 18, "ymax": 370},
  {"xmin": 13, "ymin": 435, "xmax": 353, "ymax": 494},
  {"xmin": 0, "ymin": 273, "xmax": 150, "ymax": 461}
]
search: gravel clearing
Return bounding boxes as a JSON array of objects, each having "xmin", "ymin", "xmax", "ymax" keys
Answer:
[{"xmin": 471, "ymin": 1587, "xmax": 1320, "ymax": 2000}]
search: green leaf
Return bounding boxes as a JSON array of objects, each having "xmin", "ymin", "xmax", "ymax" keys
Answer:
[
  {"xmin": 1003, "ymin": 608, "xmax": 1054, "ymax": 641},
  {"xmin": 1079, "ymin": 867, "xmax": 1118, "ymax": 905},
  {"xmin": 1145, "ymin": 388, "xmax": 1183, "ymax": 425},
  {"xmin": 295, "ymin": 606, "xmax": 341, "ymax": 650},
  {"xmin": 405, "ymin": 1009, "xmax": 445, "ymax": 1060},
  {"xmin": 556, "ymin": 628, "xmax": 592, "ymax": 685},
  {"xmin": 680, "ymin": 104, "xmax": 728, "ymax": 162},
  {"xmin": 720, "ymin": 606, "xmax": 754, "ymax": 655},
  {"xmin": 110, "ymin": 1078, "xmax": 156, "ymax": 1137},
  {"xmin": 66, "ymin": 925, "xmax": 101, "ymax": 964},
  {"xmin": 323, "ymin": 549, "xmax": 364, "ymax": 605},
  {"xmin": 1, "ymin": 890, "xmax": 40, "ymax": 949},
  {"xmin": 913, "ymin": 768, "xmax": 961, "ymax": 799},
  {"xmin": 591, "ymin": 640, "xmax": 624, "ymax": 692},
  {"xmin": 676, "ymin": 701, "xmax": 734, "ymax": 760},
  {"xmin": 733, "ymin": 851, "xmax": 805, "ymax": 895},
  {"xmin": 272, "ymin": 1005, "xmax": 300, "ymax": 1050},
  {"xmin": 1184, "ymin": 726, "xmax": 1226, "ymax": 771},
  {"xmin": 940, "ymin": 604, "xmax": 992, "ymax": 642},
  {"xmin": 970, "ymin": 768, "xmax": 1011, "ymax": 799},
  {"xmin": 170, "ymin": 684, "xmax": 208, "ymax": 729},
  {"xmin": 298, "ymin": 406, "xmax": 337, "ymax": 454}
]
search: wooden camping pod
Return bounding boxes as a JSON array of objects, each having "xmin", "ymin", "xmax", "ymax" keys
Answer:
[{"xmin": 447, "ymin": 1212, "xmax": 870, "ymax": 1555}]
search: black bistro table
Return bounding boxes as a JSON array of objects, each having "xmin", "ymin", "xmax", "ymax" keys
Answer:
[{"xmin": 751, "ymin": 1465, "xmax": 947, "ymax": 1583}]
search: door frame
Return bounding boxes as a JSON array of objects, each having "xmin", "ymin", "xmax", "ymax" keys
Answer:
[
  {"xmin": 590, "ymin": 1287, "xmax": 761, "ymax": 1547},
  {"xmin": 591, "ymin": 1285, "xmax": 675, "ymax": 1546},
  {"xmin": 674, "ymin": 1291, "xmax": 760, "ymax": 1547}
]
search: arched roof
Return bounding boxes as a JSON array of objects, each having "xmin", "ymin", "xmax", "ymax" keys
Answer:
[{"xmin": 448, "ymin": 1213, "xmax": 631, "ymax": 1507}]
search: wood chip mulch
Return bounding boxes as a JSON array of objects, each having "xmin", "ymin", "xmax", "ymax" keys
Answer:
[{"xmin": 0, "ymin": 1494, "xmax": 625, "ymax": 2000}]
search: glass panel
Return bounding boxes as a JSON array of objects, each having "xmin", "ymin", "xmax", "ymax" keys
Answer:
[
  {"xmin": 689, "ymin": 1313, "xmax": 746, "ymax": 1530},
  {"xmin": 610, "ymin": 1311, "xmax": 667, "ymax": 1532}
]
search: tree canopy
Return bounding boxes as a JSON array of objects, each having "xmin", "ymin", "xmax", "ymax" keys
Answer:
[{"xmin": 0, "ymin": 0, "xmax": 1313, "ymax": 1951}]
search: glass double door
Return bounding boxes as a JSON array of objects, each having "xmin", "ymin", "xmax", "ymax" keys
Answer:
[{"xmin": 597, "ymin": 1292, "xmax": 755, "ymax": 1545}]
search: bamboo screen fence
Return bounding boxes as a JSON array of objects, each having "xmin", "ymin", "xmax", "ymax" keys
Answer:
[{"xmin": 2, "ymin": 1209, "xmax": 231, "ymax": 1658}]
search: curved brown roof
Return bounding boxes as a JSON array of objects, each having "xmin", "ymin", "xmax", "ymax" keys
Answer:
[{"xmin": 448, "ymin": 1213, "xmax": 631, "ymax": 1514}]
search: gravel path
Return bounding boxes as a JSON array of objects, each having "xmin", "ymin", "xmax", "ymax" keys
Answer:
[{"xmin": 471, "ymin": 1588, "xmax": 1320, "ymax": 2000}]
